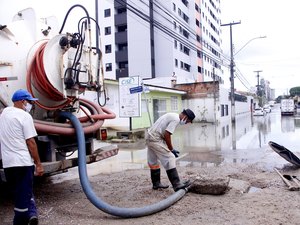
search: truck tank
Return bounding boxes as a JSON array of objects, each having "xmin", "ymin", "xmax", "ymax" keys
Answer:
[{"xmin": 0, "ymin": 6, "xmax": 118, "ymax": 177}]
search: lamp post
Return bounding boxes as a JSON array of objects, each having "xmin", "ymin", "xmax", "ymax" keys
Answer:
[{"xmin": 234, "ymin": 36, "xmax": 267, "ymax": 57}]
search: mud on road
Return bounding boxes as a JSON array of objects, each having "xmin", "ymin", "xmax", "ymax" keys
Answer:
[{"xmin": 1, "ymin": 163, "xmax": 300, "ymax": 225}]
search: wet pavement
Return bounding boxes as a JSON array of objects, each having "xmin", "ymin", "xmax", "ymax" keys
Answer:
[{"xmin": 51, "ymin": 104, "xmax": 300, "ymax": 183}]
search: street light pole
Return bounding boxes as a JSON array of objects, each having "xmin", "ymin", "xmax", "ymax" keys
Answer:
[{"xmin": 234, "ymin": 36, "xmax": 267, "ymax": 57}]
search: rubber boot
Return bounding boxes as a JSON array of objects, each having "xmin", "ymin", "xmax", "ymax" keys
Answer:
[
  {"xmin": 151, "ymin": 169, "xmax": 169, "ymax": 190},
  {"xmin": 166, "ymin": 168, "xmax": 191, "ymax": 192}
]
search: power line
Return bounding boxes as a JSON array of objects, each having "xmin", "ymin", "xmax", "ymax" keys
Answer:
[{"xmin": 115, "ymin": 0, "xmax": 224, "ymax": 67}]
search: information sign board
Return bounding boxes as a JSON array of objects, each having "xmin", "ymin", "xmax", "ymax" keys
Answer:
[{"xmin": 119, "ymin": 76, "xmax": 141, "ymax": 117}]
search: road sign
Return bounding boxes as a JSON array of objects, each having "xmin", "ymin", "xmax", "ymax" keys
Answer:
[{"xmin": 129, "ymin": 86, "xmax": 143, "ymax": 94}]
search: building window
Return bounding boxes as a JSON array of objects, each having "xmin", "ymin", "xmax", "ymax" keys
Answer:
[
  {"xmin": 182, "ymin": 13, "xmax": 189, "ymax": 23},
  {"xmin": 174, "ymin": 40, "xmax": 177, "ymax": 48},
  {"xmin": 104, "ymin": 26, "xmax": 111, "ymax": 35},
  {"xmin": 221, "ymin": 104, "xmax": 224, "ymax": 117},
  {"xmin": 182, "ymin": 29, "xmax": 189, "ymax": 38},
  {"xmin": 197, "ymin": 50, "xmax": 202, "ymax": 58},
  {"xmin": 171, "ymin": 96, "xmax": 178, "ymax": 111},
  {"xmin": 182, "ymin": 0, "xmax": 188, "ymax": 7},
  {"xmin": 173, "ymin": 3, "xmax": 176, "ymax": 11},
  {"xmin": 222, "ymin": 126, "xmax": 226, "ymax": 138},
  {"xmin": 221, "ymin": 105, "xmax": 228, "ymax": 116},
  {"xmin": 174, "ymin": 21, "xmax": 177, "ymax": 30},
  {"xmin": 195, "ymin": 3, "xmax": 199, "ymax": 11},
  {"xmin": 226, "ymin": 125, "xmax": 229, "ymax": 136},
  {"xmin": 184, "ymin": 63, "xmax": 190, "ymax": 72},
  {"xmin": 180, "ymin": 61, "xmax": 183, "ymax": 68},
  {"xmin": 198, "ymin": 66, "xmax": 202, "ymax": 73},
  {"xmin": 158, "ymin": 99, "xmax": 167, "ymax": 112},
  {"xmin": 105, "ymin": 44, "xmax": 111, "ymax": 53},
  {"xmin": 153, "ymin": 99, "xmax": 167, "ymax": 121},
  {"xmin": 175, "ymin": 58, "xmax": 178, "ymax": 67},
  {"xmin": 105, "ymin": 63, "xmax": 112, "ymax": 71},
  {"xmin": 104, "ymin": 9, "xmax": 111, "ymax": 17},
  {"xmin": 183, "ymin": 46, "xmax": 190, "ymax": 55}
]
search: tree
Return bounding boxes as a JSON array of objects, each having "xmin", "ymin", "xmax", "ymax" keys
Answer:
[{"xmin": 290, "ymin": 86, "xmax": 300, "ymax": 97}]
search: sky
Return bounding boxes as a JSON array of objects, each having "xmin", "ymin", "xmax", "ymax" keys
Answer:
[
  {"xmin": 220, "ymin": 0, "xmax": 300, "ymax": 97},
  {"xmin": 1, "ymin": 0, "xmax": 299, "ymax": 98}
]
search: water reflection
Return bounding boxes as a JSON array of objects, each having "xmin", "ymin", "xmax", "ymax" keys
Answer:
[
  {"xmin": 175, "ymin": 107, "xmax": 300, "ymax": 168},
  {"xmin": 120, "ymin": 108, "xmax": 300, "ymax": 169},
  {"xmin": 281, "ymin": 116, "xmax": 295, "ymax": 132}
]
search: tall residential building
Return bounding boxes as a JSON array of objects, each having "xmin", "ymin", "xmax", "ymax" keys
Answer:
[{"xmin": 97, "ymin": 0, "xmax": 223, "ymax": 85}]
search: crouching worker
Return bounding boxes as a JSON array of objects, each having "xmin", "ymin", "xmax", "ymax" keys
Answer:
[{"xmin": 146, "ymin": 109, "xmax": 195, "ymax": 191}]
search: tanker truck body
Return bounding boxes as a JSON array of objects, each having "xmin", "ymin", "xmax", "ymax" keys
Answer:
[{"xmin": 0, "ymin": 6, "xmax": 118, "ymax": 181}]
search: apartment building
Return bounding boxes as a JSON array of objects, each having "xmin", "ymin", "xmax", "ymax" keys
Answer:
[{"xmin": 97, "ymin": 0, "xmax": 223, "ymax": 85}]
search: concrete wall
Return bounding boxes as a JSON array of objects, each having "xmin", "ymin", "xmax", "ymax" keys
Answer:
[{"xmin": 175, "ymin": 82, "xmax": 253, "ymax": 123}]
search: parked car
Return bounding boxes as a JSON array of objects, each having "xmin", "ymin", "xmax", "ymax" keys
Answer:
[
  {"xmin": 263, "ymin": 105, "xmax": 272, "ymax": 113},
  {"xmin": 253, "ymin": 107, "xmax": 266, "ymax": 116}
]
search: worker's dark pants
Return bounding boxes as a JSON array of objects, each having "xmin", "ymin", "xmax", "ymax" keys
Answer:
[{"xmin": 4, "ymin": 166, "xmax": 37, "ymax": 225}]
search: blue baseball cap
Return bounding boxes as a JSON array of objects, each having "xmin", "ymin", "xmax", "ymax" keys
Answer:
[{"xmin": 12, "ymin": 89, "xmax": 38, "ymax": 102}]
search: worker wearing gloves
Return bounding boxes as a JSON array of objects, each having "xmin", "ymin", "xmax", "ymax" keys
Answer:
[
  {"xmin": 147, "ymin": 109, "xmax": 195, "ymax": 191},
  {"xmin": 0, "ymin": 89, "xmax": 44, "ymax": 225}
]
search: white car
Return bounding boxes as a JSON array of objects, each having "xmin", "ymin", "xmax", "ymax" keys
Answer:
[
  {"xmin": 253, "ymin": 108, "xmax": 266, "ymax": 116},
  {"xmin": 263, "ymin": 105, "xmax": 272, "ymax": 113}
]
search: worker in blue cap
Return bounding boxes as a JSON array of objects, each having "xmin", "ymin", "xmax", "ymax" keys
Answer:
[{"xmin": 0, "ymin": 89, "xmax": 43, "ymax": 225}]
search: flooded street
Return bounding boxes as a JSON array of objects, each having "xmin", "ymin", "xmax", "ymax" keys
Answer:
[{"xmin": 51, "ymin": 104, "xmax": 300, "ymax": 183}]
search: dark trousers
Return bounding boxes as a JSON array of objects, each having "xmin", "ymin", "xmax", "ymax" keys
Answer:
[{"xmin": 4, "ymin": 166, "xmax": 37, "ymax": 225}]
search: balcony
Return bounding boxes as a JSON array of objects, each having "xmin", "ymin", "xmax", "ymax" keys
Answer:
[
  {"xmin": 114, "ymin": 12, "xmax": 127, "ymax": 26},
  {"xmin": 115, "ymin": 49, "xmax": 128, "ymax": 62},
  {"xmin": 115, "ymin": 31, "xmax": 128, "ymax": 44},
  {"xmin": 114, "ymin": 0, "xmax": 127, "ymax": 8},
  {"xmin": 116, "ymin": 67, "xmax": 129, "ymax": 78}
]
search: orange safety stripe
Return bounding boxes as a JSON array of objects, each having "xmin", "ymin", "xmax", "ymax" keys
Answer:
[{"xmin": 148, "ymin": 164, "xmax": 160, "ymax": 170}]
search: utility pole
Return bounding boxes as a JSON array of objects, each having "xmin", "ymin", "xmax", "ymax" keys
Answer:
[
  {"xmin": 221, "ymin": 21, "xmax": 240, "ymax": 125},
  {"xmin": 221, "ymin": 21, "xmax": 240, "ymax": 150},
  {"xmin": 254, "ymin": 70, "xmax": 263, "ymax": 106}
]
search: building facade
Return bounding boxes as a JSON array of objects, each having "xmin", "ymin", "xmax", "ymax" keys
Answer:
[{"xmin": 97, "ymin": 0, "xmax": 223, "ymax": 85}]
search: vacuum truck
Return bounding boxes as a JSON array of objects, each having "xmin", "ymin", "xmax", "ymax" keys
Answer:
[
  {"xmin": 0, "ymin": 5, "xmax": 119, "ymax": 180},
  {"xmin": 0, "ymin": 4, "xmax": 192, "ymax": 218}
]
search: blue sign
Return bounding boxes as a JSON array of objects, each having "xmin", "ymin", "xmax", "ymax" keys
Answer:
[{"xmin": 129, "ymin": 86, "xmax": 143, "ymax": 94}]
